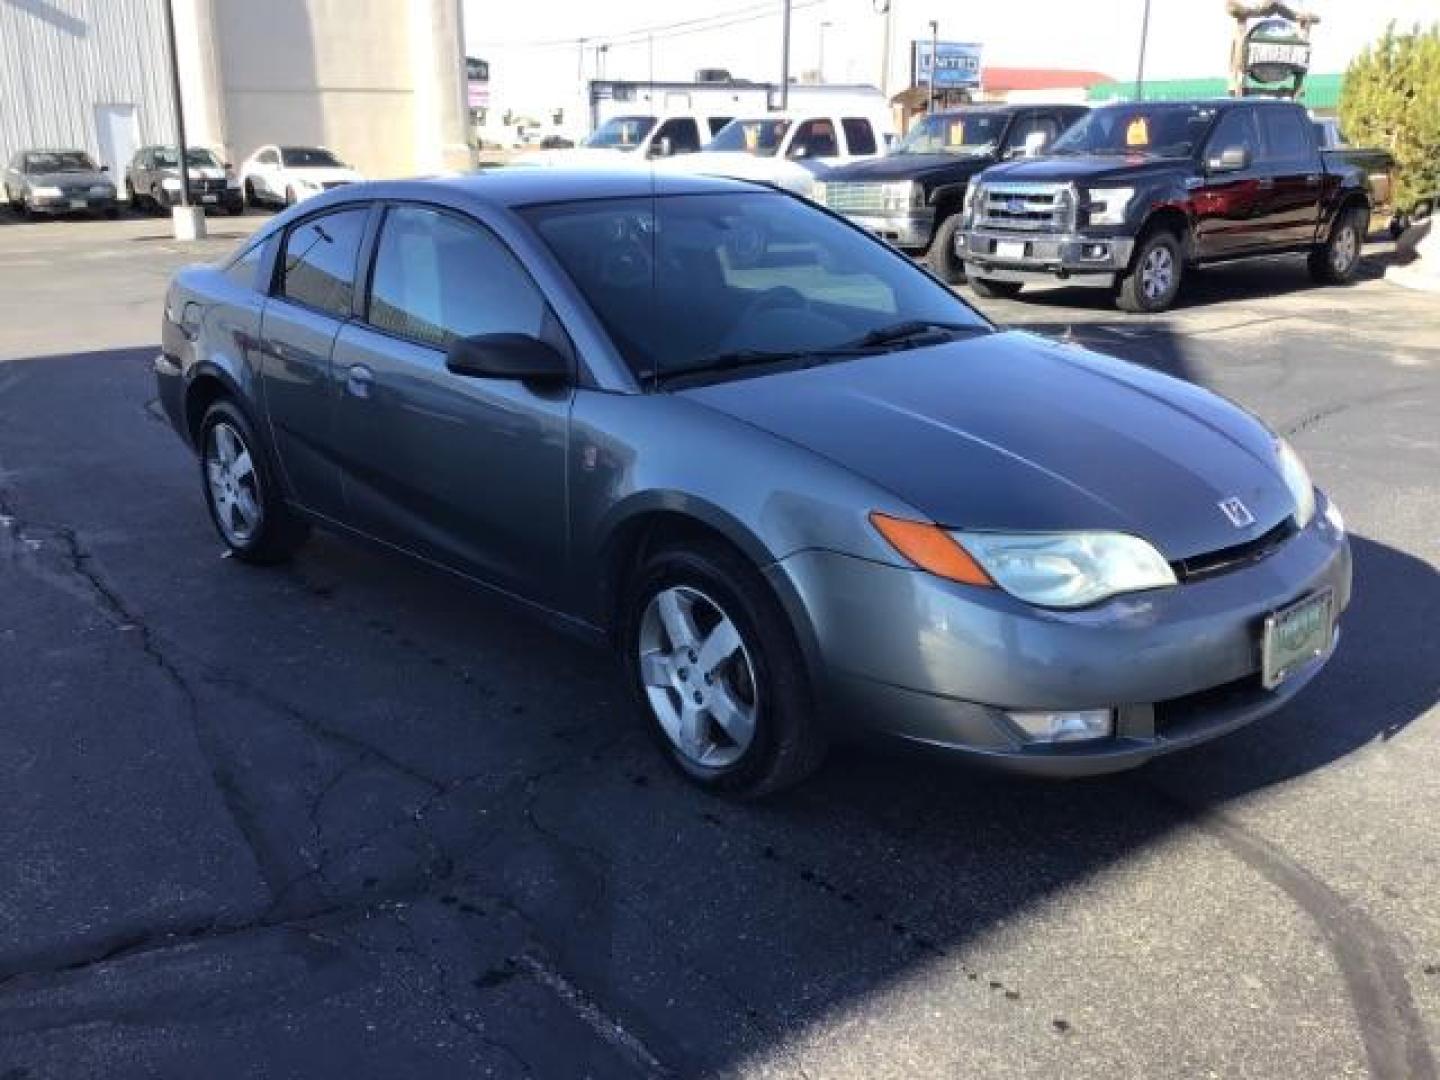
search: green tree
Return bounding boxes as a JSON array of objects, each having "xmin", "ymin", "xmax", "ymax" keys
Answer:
[{"xmin": 1340, "ymin": 22, "xmax": 1440, "ymax": 211}]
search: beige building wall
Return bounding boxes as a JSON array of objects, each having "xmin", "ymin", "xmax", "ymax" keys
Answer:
[{"xmin": 174, "ymin": 0, "xmax": 471, "ymax": 178}]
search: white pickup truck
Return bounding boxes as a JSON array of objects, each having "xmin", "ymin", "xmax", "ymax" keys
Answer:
[
  {"xmin": 528, "ymin": 113, "xmax": 734, "ymax": 166},
  {"xmin": 658, "ymin": 111, "xmax": 889, "ymax": 196}
]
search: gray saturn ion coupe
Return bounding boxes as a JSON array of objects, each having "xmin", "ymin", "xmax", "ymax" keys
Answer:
[{"xmin": 155, "ymin": 170, "xmax": 1351, "ymax": 795}]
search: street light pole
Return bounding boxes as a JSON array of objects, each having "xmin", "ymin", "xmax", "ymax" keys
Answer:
[
  {"xmin": 160, "ymin": 0, "xmax": 201, "ymax": 238},
  {"xmin": 818, "ymin": 21, "xmax": 831, "ymax": 84},
  {"xmin": 928, "ymin": 20, "xmax": 938, "ymax": 113},
  {"xmin": 1134, "ymin": 0, "xmax": 1152, "ymax": 101},
  {"xmin": 779, "ymin": 0, "xmax": 792, "ymax": 109}
]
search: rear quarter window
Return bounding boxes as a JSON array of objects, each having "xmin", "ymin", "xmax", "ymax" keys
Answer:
[{"xmin": 842, "ymin": 118, "xmax": 878, "ymax": 156}]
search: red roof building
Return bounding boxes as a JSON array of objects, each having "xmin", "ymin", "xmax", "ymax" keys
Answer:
[{"xmin": 978, "ymin": 68, "xmax": 1115, "ymax": 103}]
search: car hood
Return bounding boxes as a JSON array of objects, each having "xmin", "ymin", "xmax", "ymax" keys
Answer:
[
  {"xmin": 677, "ymin": 331, "xmax": 1294, "ymax": 560},
  {"xmin": 285, "ymin": 166, "xmax": 363, "ymax": 185},
  {"xmin": 980, "ymin": 155, "xmax": 1188, "ymax": 186},
  {"xmin": 27, "ymin": 170, "xmax": 111, "ymax": 188},
  {"xmin": 825, "ymin": 152, "xmax": 991, "ymax": 184}
]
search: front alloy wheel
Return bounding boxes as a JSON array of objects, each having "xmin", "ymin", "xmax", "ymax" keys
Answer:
[
  {"xmin": 1116, "ymin": 230, "xmax": 1183, "ymax": 313},
  {"xmin": 638, "ymin": 586, "xmax": 759, "ymax": 769},
  {"xmin": 199, "ymin": 400, "xmax": 308, "ymax": 564},
  {"xmin": 205, "ymin": 420, "xmax": 263, "ymax": 547}
]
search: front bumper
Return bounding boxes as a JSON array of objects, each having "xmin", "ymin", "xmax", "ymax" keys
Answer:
[
  {"xmin": 159, "ymin": 186, "xmax": 244, "ymax": 211},
  {"xmin": 959, "ymin": 227, "xmax": 1135, "ymax": 288},
  {"xmin": 838, "ymin": 209, "xmax": 935, "ymax": 251},
  {"xmin": 772, "ymin": 501, "xmax": 1351, "ymax": 776},
  {"xmin": 27, "ymin": 194, "xmax": 118, "ymax": 214}
]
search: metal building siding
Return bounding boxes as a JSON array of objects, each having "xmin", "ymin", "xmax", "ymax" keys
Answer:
[{"xmin": 0, "ymin": 0, "xmax": 174, "ymax": 166}]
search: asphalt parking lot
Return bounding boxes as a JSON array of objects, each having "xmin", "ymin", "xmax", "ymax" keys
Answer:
[{"xmin": 1, "ymin": 210, "xmax": 1437, "ymax": 1079}]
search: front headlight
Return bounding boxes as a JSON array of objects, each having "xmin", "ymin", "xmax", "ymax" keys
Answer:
[
  {"xmin": 953, "ymin": 530, "xmax": 1176, "ymax": 608},
  {"xmin": 811, "ymin": 180, "xmax": 828, "ymax": 205},
  {"xmin": 1276, "ymin": 438, "xmax": 1316, "ymax": 528},
  {"xmin": 162, "ymin": 176, "xmax": 182, "ymax": 190},
  {"xmin": 1084, "ymin": 186, "xmax": 1135, "ymax": 226},
  {"xmin": 31, "ymin": 185, "xmax": 63, "ymax": 198},
  {"xmin": 881, "ymin": 181, "xmax": 921, "ymax": 211},
  {"xmin": 226, "ymin": 175, "xmax": 241, "ymax": 189},
  {"xmin": 90, "ymin": 184, "xmax": 114, "ymax": 196}
]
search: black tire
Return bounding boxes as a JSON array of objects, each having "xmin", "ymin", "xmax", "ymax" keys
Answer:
[
  {"xmin": 968, "ymin": 277, "xmax": 1023, "ymax": 300},
  {"xmin": 1116, "ymin": 228, "xmax": 1183, "ymax": 313},
  {"xmin": 1308, "ymin": 206, "xmax": 1366, "ymax": 285},
  {"xmin": 284, "ymin": 185, "xmax": 296, "ymax": 208},
  {"xmin": 925, "ymin": 213, "xmax": 966, "ymax": 284},
  {"xmin": 244, "ymin": 178, "xmax": 262, "ymax": 209},
  {"xmin": 227, "ymin": 201, "xmax": 244, "ymax": 217},
  {"xmin": 104, "ymin": 207, "xmax": 120, "ymax": 220},
  {"xmin": 198, "ymin": 399, "xmax": 309, "ymax": 565},
  {"xmin": 620, "ymin": 539, "xmax": 826, "ymax": 797},
  {"xmin": 150, "ymin": 184, "xmax": 168, "ymax": 215}
]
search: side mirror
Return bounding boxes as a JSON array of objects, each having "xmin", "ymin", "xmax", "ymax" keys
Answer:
[
  {"xmin": 445, "ymin": 333, "xmax": 571, "ymax": 384},
  {"xmin": 1206, "ymin": 145, "xmax": 1250, "ymax": 173}
]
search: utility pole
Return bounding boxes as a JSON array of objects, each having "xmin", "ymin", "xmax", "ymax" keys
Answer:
[
  {"xmin": 928, "ymin": 20, "xmax": 938, "ymax": 113},
  {"xmin": 160, "ymin": 0, "xmax": 201, "ymax": 239},
  {"xmin": 1134, "ymin": 0, "xmax": 1152, "ymax": 100},
  {"xmin": 818, "ymin": 21, "xmax": 831, "ymax": 84},
  {"xmin": 780, "ymin": 0, "xmax": 792, "ymax": 110},
  {"xmin": 877, "ymin": 0, "xmax": 893, "ymax": 99}
]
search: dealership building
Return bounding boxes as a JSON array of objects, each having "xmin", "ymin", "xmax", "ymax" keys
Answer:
[{"xmin": 0, "ymin": 0, "xmax": 472, "ymax": 188}]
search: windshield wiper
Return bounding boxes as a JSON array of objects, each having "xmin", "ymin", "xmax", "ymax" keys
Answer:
[
  {"xmin": 845, "ymin": 320, "xmax": 989, "ymax": 349},
  {"xmin": 656, "ymin": 345, "xmax": 876, "ymax": 385}
]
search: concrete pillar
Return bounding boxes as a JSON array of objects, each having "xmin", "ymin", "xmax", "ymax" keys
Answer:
[
  {"xmin": 409, "ymin": 0, "xmax": 473, "ymax": 174},
  {"xmin": 171, "ymin": 0, "xmax": 231, "ymax": 159}
]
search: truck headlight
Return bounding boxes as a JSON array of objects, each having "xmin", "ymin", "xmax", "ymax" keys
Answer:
[
  {"xmin": 162, "ymin": 176, "xmax": 182, "ymax": 190},
  {"xmin": 953, "ymin": 530, "xmax": 1176, "ymax": 608},
  {"xmin": 881, "ymin": 181, "xmax": 921, "ymax": 211},
  {"xmin": 1084, "ymin": 186, "xmax": 1135, "ymax": 226},
  {"xmin": 31, "ymin": 185, "xmax": 63, "ymax": 198},
  {"xmin": 811, "ymin": 180, "xmax": 828, "ymax": 205},
  {"xmin": 1276, "ymin": 438, "xmax": 1316, "ymax": 528}
]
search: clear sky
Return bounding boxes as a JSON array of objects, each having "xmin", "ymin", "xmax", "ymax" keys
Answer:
[{"xmin": 465, "ymin": 0, "xmax": 1437, "ymax": 118}]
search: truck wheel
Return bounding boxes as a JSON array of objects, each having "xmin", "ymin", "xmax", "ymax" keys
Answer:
[
  {"xmin": 925, "ymin": 214, "xmax": 966, "ymax": 284},
  {"xmin": 1116, "ymin": 229, "xmax": 1183, "ymax": 313},
  {"xmin": 968, "ymin": 277, "xmax": 1023, "ymax": 300},
  {"xmin": 1309, "ymin": 206, "xmax": 1365, "ymax": 285}
]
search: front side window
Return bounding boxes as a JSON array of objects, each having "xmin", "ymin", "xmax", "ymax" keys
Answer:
[
  {"xmin": 367, "ymin": 205, "xmax": 545, "ymax": 348},
  {"xmin": 652, "ymin": 118, "xmax": 701, "ymax": 156},
  {"xmin": 706, "ymin": 119, "xmax": 790, "ymax": 156},
  {"xmin": 1004, "ymin": 116, "xmax": 1060, "ymax": 155},
  {"xmin": 895, "ymin": 113, "xmax": 1006, "ymax": 156},
  {"xmin": 842, "ymin": 118, "xmax": 878, "ymax": 156},
  {"xmin": 279, "ymin": 206, "xmax": 368, "ymax": 317},
  {"xmin": 524, "ymin": 192, "xmax": 987, "ymax": 382},
  {"xmin": 1205, "ymin": 108, "xmax": 1260, "ymax": 163},
  {"xmin": 1050, "ymin": 104, "xmax": 1217, "ymax": 159},
  {"xmin": 706, "ymin": 117, "xmax": 733, "ymax": 137},
  {"xmin": 281, "ymin": 147, "xmax": 343, "ymax": 168},
  {"xmin": 1258, "ymin": 108, "xmax": 1313, "ymax": 163},
  {"xmin": 787, "ymin": 119, "xmax": 839, "ymax": 159}
]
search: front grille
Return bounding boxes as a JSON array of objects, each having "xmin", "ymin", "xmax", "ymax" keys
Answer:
[
  {"xmin": 1154, "ymin": 673, "xmax": 1264, "ymax": 735},
  {"xmin": 1173, "ymin": 517, "xmax": 1298, "ymax": 582},
  {"xmin": 187, "ymin": 177, "xmax": 227, "ymax": 193},
  {"xmin": 821, "ymin": 182, "xmax": 887, "ymax": 213},
  {"xmin": 975, "ymin": 182, "xmax": 1074, "ymax": 232}
]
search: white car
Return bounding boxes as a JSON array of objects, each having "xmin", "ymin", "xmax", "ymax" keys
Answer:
[
  {"xmin": 240, "ymin": 145, "xmax": 363, "ymax": 207},
  {"xmin": 657, "ymin": 112, "xmax": 888, "ymax": 197}
]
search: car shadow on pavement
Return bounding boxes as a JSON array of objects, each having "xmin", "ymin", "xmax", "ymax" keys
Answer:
[{"xmin": 1, "ymin": 346, "xmax": 1436, "ymax": 1078}]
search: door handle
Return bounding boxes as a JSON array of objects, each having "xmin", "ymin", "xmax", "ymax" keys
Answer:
[
  {"xmin": 345, "ymin": 364, "xmax": 374, "ymax": 398},
  {"xmin": 1257, "ymin": 178, "xmax": 1275, "ymax": 190}
]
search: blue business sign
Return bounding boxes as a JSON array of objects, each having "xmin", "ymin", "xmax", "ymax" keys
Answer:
[{"xmin": 911, "ymin": 41, "xmax": 983, "ymax": 90}]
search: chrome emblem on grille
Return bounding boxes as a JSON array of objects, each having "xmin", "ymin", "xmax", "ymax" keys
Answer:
[
  {"xmin": 1218, "ymin": 497, "xmax": 1255, "ymax": 528},
  {"xmin": 1005, "ymin": 197, "xmax": 1027, "ymax": 213}
]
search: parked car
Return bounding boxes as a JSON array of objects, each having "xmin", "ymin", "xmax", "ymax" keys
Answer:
[
  {"xmin": 3, "ymin": 149, "xmax": 119, "ymax": 218},
  {"xmin": 814, "ymin": 104, "xmax": 1088, "ymax": 282},
  {"xmin": 530, "ymin": 114, "xmax": 735, "ymax": 164},
  {"xmin": 1310, "ymin": 116, "xmax": 1430, "ymax": 239},
  {"xmin": 154, "ymin": 170, "xmax": 1349, "ymax": 794},
  {"xmin": 239, "ymin": 145, "xmax": 364, "ymax": 208},
  {"xmin": 957, "ymin": 98, "xmax": 1375, "ymax": 312},
  {"xmin": 125, "ymin": 145, "xmax": 244, "ymax": 215},
  {"xmin": 660, "ymin": 111, "xmax": 889, "ymax": 196}
]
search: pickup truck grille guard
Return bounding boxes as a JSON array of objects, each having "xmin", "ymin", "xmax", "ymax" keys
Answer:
[{"xmin": 974, "ymin": 181, "xmax": 1077, "ymax": 233}]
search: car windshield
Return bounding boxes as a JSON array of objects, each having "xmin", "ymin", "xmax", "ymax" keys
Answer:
[
  {"xmin": 281, "ymin": 147, "xmax": 343, "ymax": 167},
  {"xmin": 1049, "ymin": 104, "xmax": 1217, "ymax": 159},
  {"xmin": 895, "ymin": 113, "xmax": 1004, "ymax": 155},
  {"xmin": 524, "ymin": 191, "xmax": 989, "ymax": 383},
  {"xmin": 24, "ymin": 151, "xmax": 96, "ymax": 173},
  {"xmin": 153, "ymin": 148, "xmax": 223, "ymax": 168},
  {"xmin": 705, "ymin": 119, "xmax": 792, "ymax": 156},
  {"xmin": 583, "ymin": 116, "xmax": 657, "ymax": 150}
]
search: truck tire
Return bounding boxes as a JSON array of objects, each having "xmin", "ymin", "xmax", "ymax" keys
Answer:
[
  {"xmin": 925, "ymin": 213, "xmax": 966, "ymax": 284},
  {"xmin": 1116, "ymin": 229, "xmax": 1183, "ymax": 313},
  {"xmin": 1309, "ymin": 206, "xmax": 1365, "ymax": 285},
  {"xmin": 968, "ymin": 277, "xmax": 1023, "ymax": 300}
]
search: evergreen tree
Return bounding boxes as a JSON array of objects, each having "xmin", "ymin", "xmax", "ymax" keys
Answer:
[{"xmin": 1340, "ymin": 23, "xmax": 1440, "ymax": 212}]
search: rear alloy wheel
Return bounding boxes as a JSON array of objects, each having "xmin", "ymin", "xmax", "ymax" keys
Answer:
[
  {"xmin": 1116, "ymin": 229, "xmax": 1183, "ymax": 313},
  {"xmin": 969, "ymin": 277, "xmax": 1023, "ymax": 300},
  {"xmin": 1309, "ymin": 207, "xmax": 1365, "ymax": 285},
  {"xmin": 925, "ymin": 213, "xmax": 966, "ymax": 284},
  {"xmin": 200, "ymin": 400, "xmax": 309, "ymax": 564},
  {"xmin": 623, "ymin": 542, "xmax": 826, "ymax": 796}
]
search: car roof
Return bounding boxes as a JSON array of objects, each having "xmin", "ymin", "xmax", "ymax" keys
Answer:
[
  {"xmin": 1092, "ymin": 97, "xmax": 1297, "ymax": 110},
  {"xmin": 332, "ymin": 168, "xmax": 770, "ymax": 209}
]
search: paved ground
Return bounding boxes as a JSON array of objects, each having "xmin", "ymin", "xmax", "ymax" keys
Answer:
[{"xmin": 1, "ymin": 211, "xmax": 1437, "ymax": 1079}]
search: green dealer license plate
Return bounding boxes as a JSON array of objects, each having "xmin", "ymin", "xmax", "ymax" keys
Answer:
[{"xmin": 1261, "ymin": 589, "xmax": 1334, "ymax": 689}]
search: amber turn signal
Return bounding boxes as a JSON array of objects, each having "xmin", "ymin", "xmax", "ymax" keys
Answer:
[{"xmin": 869, "ymin": 513, "xmax": 994, "ymax": 587}]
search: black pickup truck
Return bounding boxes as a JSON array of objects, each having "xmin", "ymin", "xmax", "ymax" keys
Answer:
[
  {"xmin": 957, "ymin": 98, "xmax": 1375, "ymax": 311},
  {"xmin": 813, "ymin": 104, "xmax": 1088, "ymax": 282}
]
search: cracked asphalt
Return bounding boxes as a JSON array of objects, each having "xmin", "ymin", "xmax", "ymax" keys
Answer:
[{"xmin": 1, "ymin": 212, "xmax": 1437, "ymax": 1079}]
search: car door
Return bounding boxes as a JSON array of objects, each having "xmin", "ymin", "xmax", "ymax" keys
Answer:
[
  {"xmin": 1256, "ymin": 106, "xmax": 1325, "ymax": 248},
  {"xmin": 257, "ymin": 203, "xmax": 371, "ymax": 521},
  {"xmin": 1192, "ymin": 106, "xmax": 1268, "ymax": 259},
  {"xmin": 328, "ymin": 202, "xmax": 572, "ymax": 600}
]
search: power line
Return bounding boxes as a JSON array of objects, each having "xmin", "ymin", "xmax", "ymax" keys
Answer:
[{"xmin": 472, "ymin": 0, "xmax": 829, "ymax": 51}]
